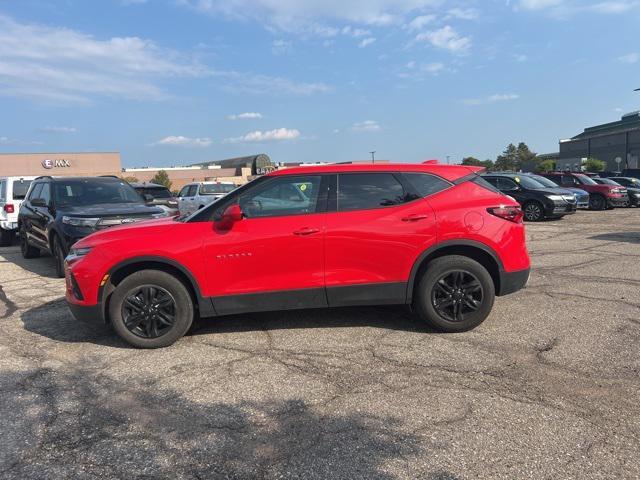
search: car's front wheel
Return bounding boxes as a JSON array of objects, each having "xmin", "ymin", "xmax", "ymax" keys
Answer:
[
  {"xmin": 589, "ymin": 194, "xmax": 607, "ymax": 211},
  {"xmin": 19, "ymin": 227, "xmax": 40, "ymax": 258},
  {"xmin": 109, "ymin": 269, "xmax": 194, "ymax": 348},
  {"xmin": 415, "ymin": 256, "xmax": 495, "ymax": 332},
  {"xmin": 523, "ymin": 201, "xmax": 544, "ymax": 221}
]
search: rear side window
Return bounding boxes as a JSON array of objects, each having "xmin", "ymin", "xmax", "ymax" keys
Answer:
[
  {"xmin": 0, "ymin": 181, "xmax": 5, "ymax": 201},
  {"xmin": 337, "ymin": 173, "xmax": 416, "ymax": 212},
  {"xmin": 12, "ymin": 180, "xmax": 32, "ymax": 200},
  {"xmin": 403, "ymin": 173, "xmax": 450, "ymax": 197},
  {"xmin": 475, "ymin": 176, "xmax": 502, "ymax": 194}
]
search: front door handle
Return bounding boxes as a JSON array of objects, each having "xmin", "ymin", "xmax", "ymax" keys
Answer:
[
  {"xmin": 402, "ymin": 214, "xmax": 429, "ymax": 222},
  {"xmin": 293, "ymin": 227, "xmax": 320, "ymax": 236}
]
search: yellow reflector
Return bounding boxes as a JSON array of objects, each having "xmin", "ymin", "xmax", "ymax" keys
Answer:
[{"xmin": 99, "ymin": 274, "xmax": 110, "ymax": 287}]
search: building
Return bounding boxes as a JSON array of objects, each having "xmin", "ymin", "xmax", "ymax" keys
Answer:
[
  {"xmin": 0, "ymin": 152, "xmax": 121, "ymax": 177},
  {"xmin": 190, "ymin": 154, "xmax": 275, "ymax": 176},
  {"xmin": 558, "ymin": 111, "xmax": 640, "ymax": 172}
]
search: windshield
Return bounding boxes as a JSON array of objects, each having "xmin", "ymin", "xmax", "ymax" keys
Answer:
[
  {"xmin": 596, "ymin": 178, "xmax": 621, "ymax": 186},
  {"xmin": 514, "ymin": 175, "xmax": 546, "ymax": 189},
  {"xmin": 575, "ymin": 174, "xmax": 598, "ymax": 185},
  {"xmin": 528, "ymin": 175, "xmax": 558, "ymax": 188},
  {"xmin": 53, "ymin": 179, "xmax": 143, "ymax": 206},
  {"xmin": 12, "ymin": 180, "xmax": 32, "ymax": 199},
  {"xmin": 200, "ymin": 183, "xmax": 236, "ymax": 195},
  {"xmin": 139, "ymin": 187, "xmax": 172, "ymax": 199}
]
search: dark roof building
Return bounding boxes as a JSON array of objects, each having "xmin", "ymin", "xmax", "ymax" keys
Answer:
[
  {"xmin": 189, "ymin": 154, "xmax": 274, "ymax": 175},
  {"xmin": 558, "ymin": 111, "xmax": 640, "ymax": 172}
]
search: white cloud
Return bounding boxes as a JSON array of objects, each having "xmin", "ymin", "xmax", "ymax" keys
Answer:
[
  {"xmin": 227, "ymin": 112, "xmax": 263, "ymax": 120},
  {"xmin": 404, "ymin": 14, "xmax": 436, "ymax": 31},
  {"xmin": 0, "ymin": 136, "xmax": 42, "ymax": 145},
  {"xmin": 415, "ymin": 26, "xmax": 471, "ymax": 53},
  {"xmin": 180, "ymin": 0, "xmax": 443, "ymax": 29},
  {"xmin": 513, "ymin": 53, "xmax": 529, "ymax": 62},
  {"xmin": 518, "ymin": 0, "xmax": 564, "ymax": 10},
  {"xmin": 152, "ymin": 136, "xmax": 213, "ymax": 147},
  {"xmin": 341, "ymin": 26, "xmax": 371, "ymax": 37},
  {"xmin": 221, "ymin": 71, "xmax": 330, "ymax": 95},
  {"xmin": 462, "ymin": 93, "xmax": 520, "ymax": 106},
  {"xmin": 224, "ymin": 128, "xmax": 301, "ymax": 143},
  {"xmin": 358, "ymin": 37, "xmax": 376, "ymax": 48},
  {"xmin": 517, "ymin": 0, "xmax": 640, "ymax": 15},
  {"xmin": 352, "ymin": 120, "xmax": 381, "ymax": 132},
  {"xmin": 445, "ymin": 8, "xmax": 480, "ymax": 20},
  {"xmin": 618, "ymin": 52, "xmax": 639, "ymax": 63},
  {"xmin": 39, "ymin": 126, "xmax": 77, "ymax": 133},
  {"xmin": 272, "ymin": 39, "xmax": 292, "ymax": 55}
]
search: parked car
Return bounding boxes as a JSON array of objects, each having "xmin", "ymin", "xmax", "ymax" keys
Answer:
[
  {"xmin": 606, "ymin": 177, "xmax": 640, "ymax": 207},
  {"xmin": 0, "ymin": 176, "xmax": 36, "ymax": 246},
  {"xmin": 18, "ymin": 176, "xmax": 167, "ymax": 277},
  {"xmin": 177, "ymin": 181, "xmax": 236, "ymax": 215},
  {"xmin": 65, "ymin": 164, "xmax": 531, "ymax": 348},
  {"xmin": 524, "ymin": 174, "xmax": 590, "ymax": 209},
  {"xmin": 539, "ymin": 172, "xmax": 628, "ymax": 210},
  {"xmin": 130, "ymin": 182, "xmax": 179, "ymax": 215},
  {"xmin": 591, "ymin": 178, "xmax": 637, "ymax": 207},
  {"xmin": 482, "ymin": 173, "xmax": 577, "ymax": 221}
]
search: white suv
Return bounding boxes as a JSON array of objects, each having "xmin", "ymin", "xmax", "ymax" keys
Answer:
[
  {"xmin": 177, "ymin": 181, "xmax": 237, "ymax": 215},
  {"xmin": 0, "ymin": 176, "xmax": 36, "ymax": 246}
]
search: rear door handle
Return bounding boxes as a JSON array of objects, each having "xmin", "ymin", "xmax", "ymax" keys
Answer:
[
  {"xmin": 293, "ymin": 227, "xmax": 320, "ymax": 236},
  {"xmin": 402, "ymin": 214, "xmax": 429, "ymax": 222}
]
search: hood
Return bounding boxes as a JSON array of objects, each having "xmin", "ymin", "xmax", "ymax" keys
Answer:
[
  {"xmin": 59, "ymin": 202, "xmax": 164, "ymax": 217},
  {"xmin": 535, "ymin": 187, "xmax": 575, "ymax": 196},
  {"xmin": 73, "ymin": 216, "xmax": 177, "ymax": 248},
  {"xmin": 564, "ymin": 188, "xmax": 589, "ymax": 195}
]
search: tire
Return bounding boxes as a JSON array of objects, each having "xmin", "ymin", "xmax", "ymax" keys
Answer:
[
  {"xmin": 0, "ymin": 228, "xmax": 14, "ymax": 247},
  {"xmin": 414, "ymin": 256, "xmax": 495, "ymax": 333},
  {"xmin": 523, "ymin": 201, "xmax": 545, "ymax": 222},
  {"xmin": 109, "ymin": 269, "xmax": 194, "ymax": 348},
  {"xmin": 589, "ymin": 194, "xmax": 607, "ymax": 211},
  {"xmin": 19, "ymin": 226, "xmax": 40, "ymax": 259},
  {"xmin": 52, "ymin": 236, "xmax": 66, "ymax": 278}
]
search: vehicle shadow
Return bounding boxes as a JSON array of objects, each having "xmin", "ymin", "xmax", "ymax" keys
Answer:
[
  {"xmin": 0, "ymin": 245, "xmax": 58, "ymax": 279},
  {"xmin": 588, "ymin": 232, "xmax": 640, "ymax": 244},
  {"xmin": 20, "ymin": 299, "xmax": 434, "ymax": 347},
  {"xmin": 2, "ymin": 366, "xmax": 442, "ymax": 479}
]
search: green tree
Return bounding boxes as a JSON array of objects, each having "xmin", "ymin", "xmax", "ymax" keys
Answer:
[
  {"xmin": 495, "ymin": 143, "xmax": 518, "ymax": 171},
  {"xmin": 121, "ymin": 175, "xmax": 138, "ymax": 183},
  {"xmin": 535, "ymin": 159, "xmax": 556, "ymax": 173},
  {"xmin": 461, "ymin": 157, "xmax": 482, "ymax": 166},
  {"xmin": 481, "ymin": 159, "xmax": 496, "ymax": 171},
  {"xmin": 150, "ymin": 170, "xmax": 172, "ymax": 190},
  {"xmin": 516, "ymin": 142, "xmax": 537, "ymax": 171},
  {"xmin": 584, "ymin": 157, "xmax": 605, "ymax": 173}
]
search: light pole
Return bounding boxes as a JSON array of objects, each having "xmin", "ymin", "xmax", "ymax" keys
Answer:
[{"xmin": 370, "ymin": 151, "xmax": 376, "ymax": 164}]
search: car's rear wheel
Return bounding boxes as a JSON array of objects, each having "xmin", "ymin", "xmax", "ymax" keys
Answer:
[
  {"xmin": 0, "ymin": 228, "xmax": 14, "ymax": 247},
  {"xmin": 52, "ymin": 236, "xmax": 66, "ymax": 278},
  {"xmin": 109, "ymin": 269, "xmax": 194, "ymax": 348},
  {"xmin": 523, "ymin": 201, "xmax": 544, "ymax": 221},
  {"xmin": 19, "ymin": 227, "xmax": 40, "ymax": 258},
  {"xmin": 589, "ymin": 194, "xmax": 607, "ymax": 211},
  {"xmin": 415, "ymin": 256, "xmax": 495, "ymax": 332}
]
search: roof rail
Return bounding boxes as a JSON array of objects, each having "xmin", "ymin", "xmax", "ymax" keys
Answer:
[{"xmin": 99, "ymin": 175, "xmax": 120, "ymax": 178}]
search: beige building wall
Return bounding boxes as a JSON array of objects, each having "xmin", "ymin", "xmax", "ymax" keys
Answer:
[
  {"xmin": 0, "ymin": 152, "xmax": 121, "ymax": 177},
  {"xmin": 123, "ymin": 167, "xmax": 254, "ymax": 191}
]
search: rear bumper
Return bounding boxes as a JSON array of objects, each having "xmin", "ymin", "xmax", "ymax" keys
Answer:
[
  {"xmin": 67, "ymin": 301, "xmax": 105, "ymax": 325},
  {"xmin": 498, "ymin": 268, "xmax": 530, "ymax": 296}
]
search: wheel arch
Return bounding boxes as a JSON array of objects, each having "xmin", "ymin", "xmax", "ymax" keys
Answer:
[
  {"xmin": 101, "ymin": 256, "xmax": 215, "ymax": 323},
  {"xmin": 407, "ymin": 241, "xmax": 503, "ymax": 304}
]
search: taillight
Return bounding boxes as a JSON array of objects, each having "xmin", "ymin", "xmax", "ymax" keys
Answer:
[
  {"xmin": 487, "ymin": 206, "xmax": 524, "ymax": 224},
  {"xmin": 3, "ymin": 204, "xmax": 14, "ymax": 213}
]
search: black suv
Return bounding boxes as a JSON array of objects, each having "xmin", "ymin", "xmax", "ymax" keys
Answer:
[
  {"xmin": 130, "ymin": 182, "xmax": 179, "ymax": 215},
  {"xmin": 18, "ymin": 176, "xmax": 166, "ymax": 277},
  {"xmin": 482, "ymin": 173, "xmax": 577, "ymax": 221}
]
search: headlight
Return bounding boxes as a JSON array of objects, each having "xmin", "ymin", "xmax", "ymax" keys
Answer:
[
  {"xmin": 62, "ymin": 216, "xmax": 100, "ymax": 227},
  {"xmin": 68, "ymin": 246, "xmax": 92, "ymax": 257},
  {"xmin": 546, "ymin": 195, "xmax": 564, "ymax": 201}
]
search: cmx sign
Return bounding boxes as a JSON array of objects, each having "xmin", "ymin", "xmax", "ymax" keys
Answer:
[{"xmin": 42, "ymin": 159, "xmax": 71, "ymax": 169}]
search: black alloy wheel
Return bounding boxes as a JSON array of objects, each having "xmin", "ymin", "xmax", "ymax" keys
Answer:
[
  {"xmin": 523, "ymin": 202, "xmax": 544, "ymax": 221},
  {"xmin": 53, "ymin": 236, "xmax": 66, "ymax": 278},
  {"xmin": 589, "ymin": 194, "xmax": 606, "ymax": 211},
  {"xmin": 431, "ymin": 270, "xmax": 483, "ymax": 323},
  {"xmin": 121, "ymin": 285, "xmax": 177, "ymax": 339}
]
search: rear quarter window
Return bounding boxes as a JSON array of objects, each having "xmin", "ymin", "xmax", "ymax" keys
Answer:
[
  {"xmin": 0, "ymin": 181, "xmax": 5, "ymax": 201},
  {"xmin": 403, "ymin": 173, "xmax": 451, "ymax": 197}
]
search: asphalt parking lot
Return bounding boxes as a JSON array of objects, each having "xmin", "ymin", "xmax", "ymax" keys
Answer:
[{"xmin": 1, "ymin": 210, "xmax": 639, "ymax": 479}]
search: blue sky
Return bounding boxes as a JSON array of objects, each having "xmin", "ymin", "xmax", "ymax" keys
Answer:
[{"xmin": 0, "ymin": 0, "xmax": 639, "ymax": 167}]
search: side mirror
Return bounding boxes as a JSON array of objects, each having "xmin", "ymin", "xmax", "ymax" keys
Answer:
[
  {"xmin": 216, "ymin": 204, "xmax": 243, "ymax": 229},
  {"xmin": 143, "ymin": 194, "xmax": 154, "ymax": 203},
  {"xmin": 31, "ymin": 198, "xmax": 47, "ymax": 208}
]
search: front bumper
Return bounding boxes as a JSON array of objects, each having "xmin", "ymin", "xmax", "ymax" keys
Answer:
[
  {"xmin": 498, "ymin": 268, "xmax": 530, "ymax": 297},
  {"xmin": 609, "ymin": 195, "xmax": 629, "ymax": 207},
  {"xmin": 547, "ymin": 202, "xmax": 577, "ymax": 217},
  {"xmin": 67, "ymin": 302, "xmax": 105, "ymax": 325}
]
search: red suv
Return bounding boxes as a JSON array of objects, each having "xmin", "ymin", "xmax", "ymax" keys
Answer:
[
  {"xmin": 539, "ymin": 172, "xmax": 628, "ymax": 210},
  {"xmin": 65, "ymin": 164, "xmax": 530, "ymax": 348}
]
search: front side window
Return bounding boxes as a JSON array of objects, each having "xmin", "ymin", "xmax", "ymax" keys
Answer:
[
  {"xmin": 29, "ymin": 183, "xmax": 43, "ymax": 201},
  {"xmin": 239, "ymin": 175, "xmax": 322, "ymax": 218},
  {"xmin": 337, "ymin": 173, "xmax": 415, "ymax": 212},
  {"xmin": 178, "ymin": 186, "xmax": 190, "ymax": 197},
  {"xmin": 53, "ymin": 180, "xmax": 142, "ymax": 206},
  {"xmin": 12, "ymin": 180, "xmax": 32, "ymax": 200},
  {"xmin": 39, "ymin": 183, "xmax": 51, "ymax": 205},
  {"xmin": 404, "ymin": 173, "xmax": 450, "ymax": 197},
  {"xmin": 187, "ymin": 185, "xmax": 198, "ymax": 197}
]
